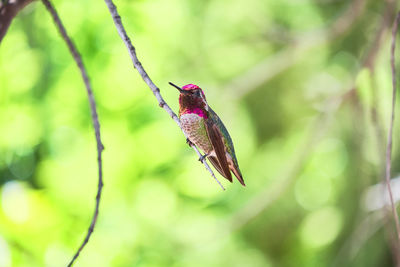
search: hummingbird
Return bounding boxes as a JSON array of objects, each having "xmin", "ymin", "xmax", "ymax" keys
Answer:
[{"xmin": 169, "ymin": 82, "xmax": 245, "ymax": 186}]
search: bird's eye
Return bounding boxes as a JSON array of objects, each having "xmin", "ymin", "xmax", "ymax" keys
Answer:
[{"xmin": 195, "ymin": 90, "xmax": 201, "ymax": 97}]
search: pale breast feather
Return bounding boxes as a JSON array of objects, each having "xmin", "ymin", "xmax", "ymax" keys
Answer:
[{"xmin": 180, "ymin": 113, "xmax": 212, "ymax": 152}]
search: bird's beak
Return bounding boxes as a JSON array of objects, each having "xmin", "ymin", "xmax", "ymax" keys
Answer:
[{"xmin": 169, "ymin": 82, "xmax": 188, "ymax": 94}]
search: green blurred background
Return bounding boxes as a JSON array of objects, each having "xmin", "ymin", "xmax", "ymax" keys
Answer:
[{"xmin": 1, "ymin": 0, "xmax": 400, "ymax": 266}]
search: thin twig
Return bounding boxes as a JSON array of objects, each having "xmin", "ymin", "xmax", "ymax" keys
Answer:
[
  {"xmin": 102, "ymin": 0, "xmax": 225, "ymax": 190},
  {"xmin": 40, "ymin": 0, "xmax": 105, "ymax": 266},
  {"xmin": 365, "ymin": 1, "xmax": 400, "ymax": 261},
  {"xmin": 385, "ymin": 10, "xmax": 400, "ymax": 247}
]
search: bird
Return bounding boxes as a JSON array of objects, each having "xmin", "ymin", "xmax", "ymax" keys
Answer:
[{"xmin": 169, "ymin": 82, "xmax": 245, "ymax": 186}]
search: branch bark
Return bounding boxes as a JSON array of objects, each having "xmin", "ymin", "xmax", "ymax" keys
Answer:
[
  {"xmin": 102, "ymin": 0, "xmax": 225, "ymax": 190},
  {"xmin": 40, "ymin": 0, "xmax": 105, "ymax": 266},
  {"xmin": 0, "ymin": 0, "xmax": 33, "ymax": 43}
]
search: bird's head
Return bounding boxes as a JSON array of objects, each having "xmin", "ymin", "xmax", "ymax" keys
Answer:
[{"xmin": 169, "ymin": 82, "xmax": 208, "ymax": 111}]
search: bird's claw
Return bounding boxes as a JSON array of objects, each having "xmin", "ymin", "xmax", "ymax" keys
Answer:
[
  {"xmin": 186, "ymin": 138, "xmax": 194, "ymax": 147},
  {"xmin": 198, "ymin": 153, "xmax": 209, "ymax": 162},
  {"xmin": 185, "ymin": 138, "xmax": 208, "ymax": 162}
]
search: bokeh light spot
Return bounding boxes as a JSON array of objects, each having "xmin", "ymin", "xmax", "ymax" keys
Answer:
[
  {"xmin": 295, "ymin": 174, "xmax": 331, "ymax": 210},
  {"xmin": 0, "ymin": 237, "xmax": 11, "ymax": 267},
  {"xmin": 308, "ymin": 138, "xmax": 348, "ymax": 179},
  {"xmin": 300, "ymin": 206, "xmax": 343, "ymax": 248},
  {"xmin": 0, "ymin": 105, "xmax": 42, "ymax": 149},
  {"xmin": 1, "ymin": 181, "xmax": 30, "ymax": 224},
  {"xmin": 6, "ymin": 148, "xmax": 35, "ymax": 180}
]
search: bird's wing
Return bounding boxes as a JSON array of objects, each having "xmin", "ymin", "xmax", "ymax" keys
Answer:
[
  {"xmin": 208, "ymin": 156, "xmax": 232, "ymax": 182},
  {"xmin": 205, "ymin": 119, "xmax": 232, "ymax": 182},
  {"xmin": 208, "ymin": 108, "xmax": 245, "ymax": 186},
  {"xmin": 227, "ymin": 157, "xmax": 245, "ymax": 186}
]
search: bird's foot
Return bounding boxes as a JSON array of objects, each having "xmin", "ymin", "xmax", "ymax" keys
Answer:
[
  {"xmin": 198, "ymin": 153, "xmax": 209, "ymax": 162},
  {"xmin": 186, "ymin": 138, "xmax": 194, "ymax": 147}
]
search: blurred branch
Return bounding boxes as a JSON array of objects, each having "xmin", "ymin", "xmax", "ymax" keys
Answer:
[
  {"xmin": 364, "ymin": 0, "xmax": 396, "ymax": 70},
  {"xmin": 40, "ymin": 0, "xmax": 105, "ymax": 266},
  {"xmin": 330, "ymin": 3, "xmax": 400, "ymax": 264},
  {"xmin": 384, "ymin": 9, "xmax": 400, "ymax": 248},
  {"xmin": 230, "ymin": 114, "xmax": 328, "ymax": 230},
  {"xmin": 230, "ymin": 91, "xmax": 353, "ymax": 231},
  {"xmin": 0, "ymin": 0, "xmax": 33, "ymax": 43},
  {"xmin": 334, "ymin": 175, "xmax": 400, "ymax": 265},
  {"xmin": 225, "ymin": 0, "xmax": 367, "ymax": 98},
  {"xmin": 354, "ymin": 0, "xmax": 394, "ymax": 181},
  {"xmin": 365, "ymin": 3, "xmax": 400, "ymax": 260},
  {"xmin": 333, "ymin": 210, "xmax": 387, "ymax": 266},
  {"xmin": 102, "ymin": 0, "xmax": 225, "ymax": 190},
  {"xmin": 3, "ymin": 233, "xmax": 40, "ymax": 265}
]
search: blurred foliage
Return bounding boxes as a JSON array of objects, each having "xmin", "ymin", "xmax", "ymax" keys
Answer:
[{"xmin": 0, "ymin": 0, "xmax": 400, "ymax": 266}]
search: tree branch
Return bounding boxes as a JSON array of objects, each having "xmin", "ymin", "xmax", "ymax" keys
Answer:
[
  {"xmin": 102, "ymin": 0, "xmax": 225, "ymax": 190},
  {"xmin": 0, "ymin": 0, "xmax": 34, "ymax": 43},
  {"xmin": 40, "ymin": 0, "xmax": 105, "ymax": 266},
  {"xmin": 385, "ymin": 10, "xmax": 400, "ymax": 248}
]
